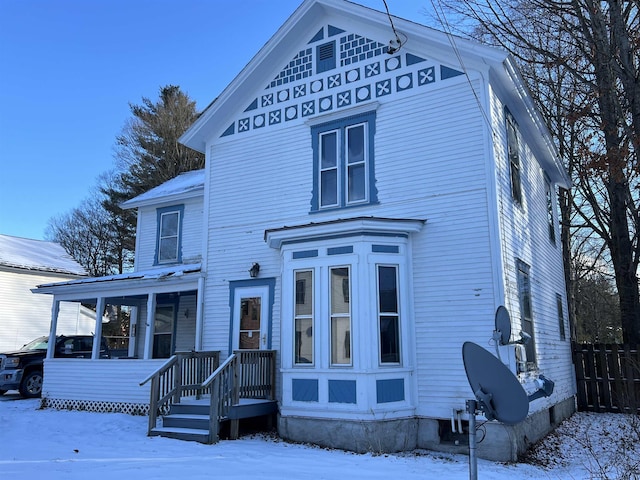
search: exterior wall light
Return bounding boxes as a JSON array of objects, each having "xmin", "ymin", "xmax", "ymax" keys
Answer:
[{"xmin": 249, "ymin": 262, "xmax": 260, "ymax": 278}]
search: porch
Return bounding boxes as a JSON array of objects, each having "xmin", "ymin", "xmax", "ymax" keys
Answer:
[
  {"xmin": 140, "ymin": 349, "xmax": 277, "ymax": 443},
  {"xmin": 42, "ymin": 350, "xmax": 277, "ymax": 442}
]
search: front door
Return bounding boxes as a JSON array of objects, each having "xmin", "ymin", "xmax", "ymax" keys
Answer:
[{"xmin": 232, "ymin": 286, "xmax": 269, "ymax": 351}]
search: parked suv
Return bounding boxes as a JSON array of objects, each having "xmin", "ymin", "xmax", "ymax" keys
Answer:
[{"xmin": 0, "ymin": 335, "xmax": 110, "ymax": 398}]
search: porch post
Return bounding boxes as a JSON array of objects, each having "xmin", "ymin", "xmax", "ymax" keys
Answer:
[
  {"xmin": 143, "ymin": 293, "xmax": 157, "ymax": 360},
  {"xmin": 46, "ymin": 299, "xmax": 61, "ymax": 359},
  {"xmin": 91, "ymin": 297, "xmax": 105, "ymax": 359},
  {"xmin": 195, "ymin": 276, "xmax": 205, "ymax": 351},
  {"xmin": 128, "ymin": 306, "xmax": 139, "ymax": 358}
]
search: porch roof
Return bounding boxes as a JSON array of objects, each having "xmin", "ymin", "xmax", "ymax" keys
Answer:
[{"xmin": 31, "ymin": 263, "xmax": 202, "ymax": 302}]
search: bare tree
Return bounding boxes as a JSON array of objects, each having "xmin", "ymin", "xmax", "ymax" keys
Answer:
[
  {"xmin": 46, "ymin": 194, "xmax": 121, "ymax": 277},
  {"xmin": 439, "ymin": 0, "xmax": 640, "ymax": 344}
]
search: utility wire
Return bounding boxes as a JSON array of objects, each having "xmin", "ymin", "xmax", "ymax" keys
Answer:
[{"xmin": 430, "ymin": 0, "xmax": 494, "ymax": 134}]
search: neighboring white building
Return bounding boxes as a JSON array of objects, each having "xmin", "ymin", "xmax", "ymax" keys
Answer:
[
  {"xmin": 0, "ymin": 234, "xmax": 93, "ymax": 352},
  {"xmin": 33, "ymin": 0, "xmax": 575, "ymax": 461}
]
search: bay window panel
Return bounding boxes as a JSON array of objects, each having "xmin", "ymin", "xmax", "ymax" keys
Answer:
[
  {"xmin": 377, "ymin": 265, "xmax": 400, "ymax": 364},
  {"xmin": 295, "ymin": 318, "xmax": 313, "ymax": 364},
  {"xmin": 295, "ymin": 270, "xmax": 314, "ymax": 365},
  {"xmin": 378, "ymin": 266, "xmax": 398, "ymax": 312},
  {"xmin": 380, "ymin": 316, "xmax": 399, "ymax": 363},
  {"xmin": 331, "ymin": 317, "xmax": 351, "ymax": 365},
  {"xmin": 330, "ymin": 268, "xmax": 350, "ymax": 312},
  {"xmin": 330, "ymin": 267, "xmax": 351, "ymax": 365}
]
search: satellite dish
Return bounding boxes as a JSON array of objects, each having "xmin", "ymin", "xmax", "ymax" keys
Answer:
[
  {"xmin": 494, "ymin": 306, "xmax": 511, "ymax": 345},
  {"xmin": 462, "ymin": 341, "xmax": 528, "ymax": 425},
  {"xmin": 462, "ymin": 341, "xmax": 555, "ymax": 480}
]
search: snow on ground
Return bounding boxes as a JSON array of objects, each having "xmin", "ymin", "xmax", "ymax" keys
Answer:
[{"xmin": 1, "ymin": 392, "xmax": 638, "ymax": 480}]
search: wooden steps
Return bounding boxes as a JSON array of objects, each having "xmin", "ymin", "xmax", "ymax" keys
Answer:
[{"xmin": 150, "ymin": 398, "xmax": 277, "ymax": 443}]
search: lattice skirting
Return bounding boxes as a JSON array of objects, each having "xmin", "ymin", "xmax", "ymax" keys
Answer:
[{"xmin": 42, "ymin": 397, "xmax": 149, "ymax": 416}]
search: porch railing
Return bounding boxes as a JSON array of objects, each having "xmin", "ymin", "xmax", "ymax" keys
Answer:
[
  {"xmin": 140, "ymin": 351, "xmax": 220, "ymax": 435},
  {"xmin": 201, "ymin": 350, "xmax": 276, "ymax": 442}
]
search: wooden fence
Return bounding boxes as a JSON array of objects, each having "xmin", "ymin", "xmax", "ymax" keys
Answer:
[{"xmin": 572, "ymin": 343, "xmax": 640, "ymax": 414}]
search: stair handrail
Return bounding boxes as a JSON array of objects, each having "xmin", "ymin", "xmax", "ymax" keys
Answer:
[
  {"xmin": 139, "ymin": 355, "xmax": 178, "ymax": 435},
  {"xmin": 199, "ymin": 353, "xmax": 239, "ymax": 443},
  {"xmin": 140, "ymin": 351, "xmax": 220, "ymax": 437},
  {"xmin": 200, "ymin": 353, "xmax": 236, "ymax": 389},
  {"xmin": 139, "ymin": 355, "xmax": 178, "ymax": 387}
]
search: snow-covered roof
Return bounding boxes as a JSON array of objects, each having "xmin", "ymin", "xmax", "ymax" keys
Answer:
[
  {"xmin": 0, "ymin": 234, "xmax": 87, "ymax": 276},
  {"xmin": 120, "ymin": 169, "xmax": 205, "ymax": 209},
  {"xmin": 35, "ymin": 263, "xmax": 201, "ymax": 289}
]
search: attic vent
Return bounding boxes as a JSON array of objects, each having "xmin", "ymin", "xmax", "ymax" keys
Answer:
[
  {"xmin": 319, "ymin": 42, "xmax": 334, "ymax": 60},
  {"xmin": 316, "ymin": 40, "xmax": 336, "ymax": 73}
]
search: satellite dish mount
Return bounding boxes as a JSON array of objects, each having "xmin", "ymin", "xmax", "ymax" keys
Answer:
[{"xmin": 462, "ymin": 339, "xmax": 554, "ymax": 480}]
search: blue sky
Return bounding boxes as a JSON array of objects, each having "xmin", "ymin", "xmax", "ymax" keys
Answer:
[{"xmin": 0, "ymin": 0, "xmax": 433, "ymax": 241}]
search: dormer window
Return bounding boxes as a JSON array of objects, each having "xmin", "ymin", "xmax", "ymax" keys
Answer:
[{"xmin": 155, "ymin": 205, "xmax": 184, "ymax": 264}]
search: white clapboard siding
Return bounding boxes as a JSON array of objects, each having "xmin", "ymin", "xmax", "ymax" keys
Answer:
[
  {"xmin": 0, "ymin": 269, "xmax": 94, "ymax": 352},
  {"xmin": 201, "ymin": 67, "xmax": 504, "ymax": 420},
  {"xmin": 43, "ymin": 359, "xmax": 166, "ymax": 404},
  {"xmin": 134, "ymin": 196, "xmax": 203, "ymax": 271},
  {"xmin": 489, "ymin": 87, "xmax": 574, "ymax": 412}
]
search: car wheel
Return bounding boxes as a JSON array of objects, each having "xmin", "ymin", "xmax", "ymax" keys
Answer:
[{"xmin": 19, "ymin": 370, "xmax": 43, "ymax": 398}]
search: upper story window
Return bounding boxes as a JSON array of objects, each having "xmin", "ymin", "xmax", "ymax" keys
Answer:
[
  {"xmin": 155, "ymin": 205, "xmax": 184, "ymax": 264},
  {"xmin": 545, "ymin": 175, "xmax": 556, "ymax": 243},
  {"xmin": 556, "ymin": 293, "xmax": 566, "ymax": 341},
  {"xmin": 506, "ymin": 109, "xmax": 522, "ymax": 205},
  {"xmin": 311, "ymin": 110, "xmax": 377, "ymax": 212}
]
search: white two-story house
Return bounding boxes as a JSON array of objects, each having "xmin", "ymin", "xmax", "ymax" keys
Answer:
[{"xmin": 34, "ymin": 0, "xmax": 574, "ymax": 461}]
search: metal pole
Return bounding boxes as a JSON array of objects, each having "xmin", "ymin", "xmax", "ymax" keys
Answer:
[{"xmin": 466, "ymin": 399, "xmax": 478, "ymax": 480}]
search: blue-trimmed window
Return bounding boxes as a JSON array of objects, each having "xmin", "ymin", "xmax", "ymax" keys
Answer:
[
  {"xmin": 311, "ymin": 111, "xmax": 376, "ymax": 211},
  {"xmin": 155, "ymin": 205, "xmax": 184, "ymax": 264},
  {"xmin": 505, "ymin": 109, "xmax": 522, "ymax": 205}
]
